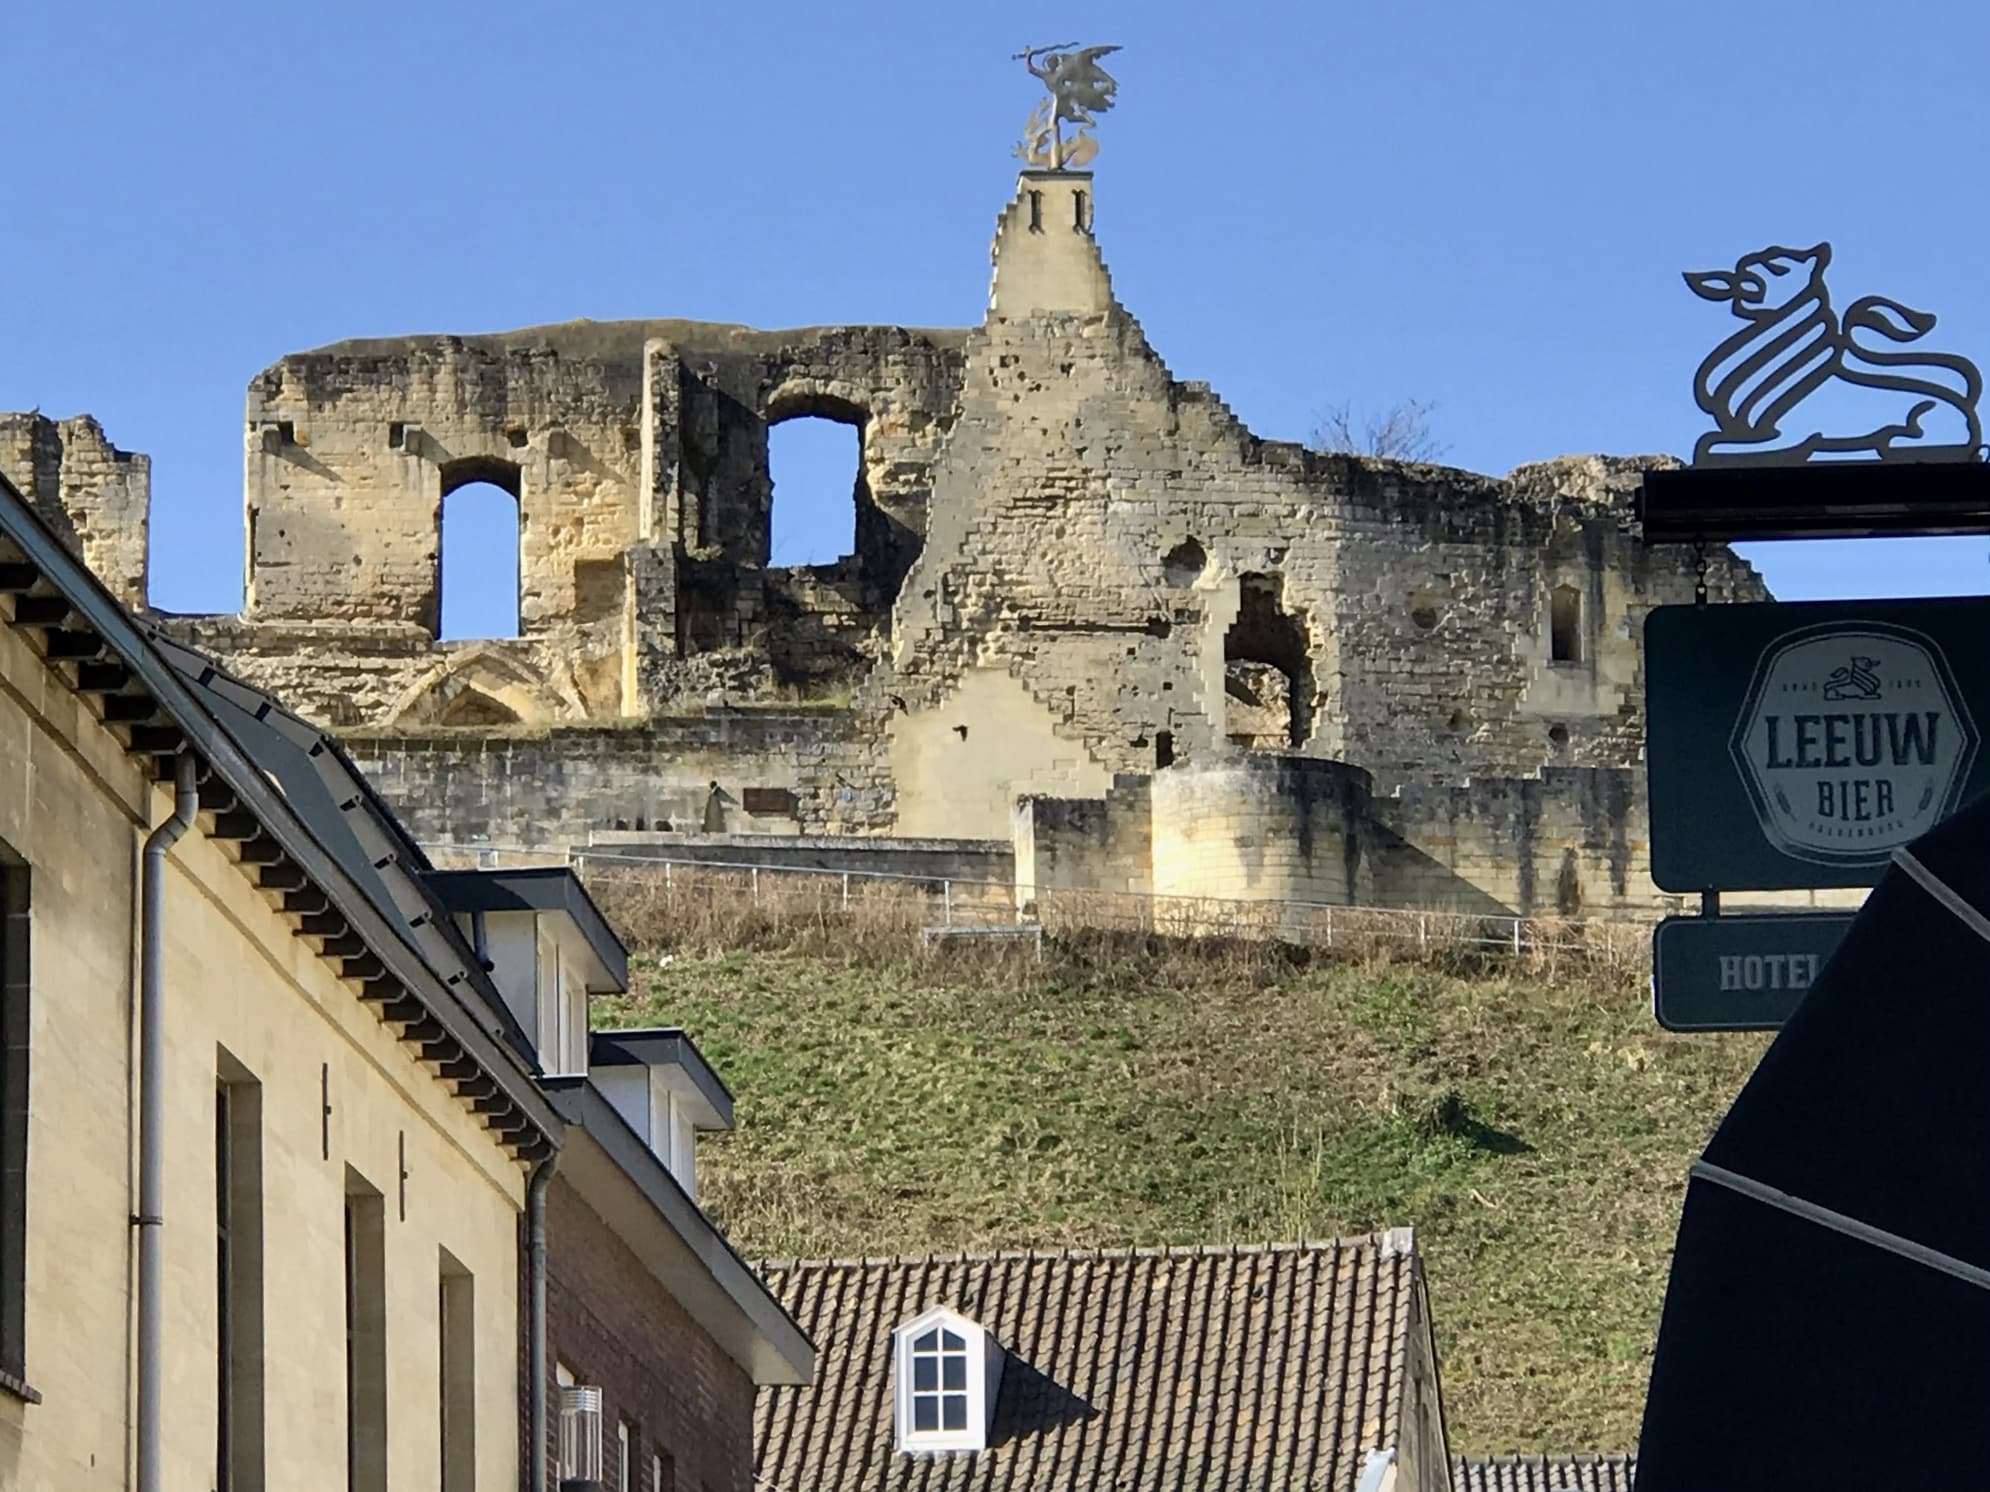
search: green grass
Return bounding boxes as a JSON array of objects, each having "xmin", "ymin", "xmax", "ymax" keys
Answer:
[{"xmin": 597, "ymin": 937, "xmax": 1764, "ymax": 1456}]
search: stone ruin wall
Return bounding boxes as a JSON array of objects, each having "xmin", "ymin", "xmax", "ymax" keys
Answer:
[
  {"xmin": 1, "ymin": 170, "xmax": 1769, "ymax": 916},
  {"xmin": 0, "ymin": 413, "xmax": 149, "ymax": 609}
]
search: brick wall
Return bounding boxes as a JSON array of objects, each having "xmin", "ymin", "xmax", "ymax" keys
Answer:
[{"xmin": 529, "ymin": 1177, "xmax": 756, "ymax": 1492}]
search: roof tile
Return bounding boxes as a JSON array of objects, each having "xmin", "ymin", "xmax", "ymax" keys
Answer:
[
  {"xmin": 1452, "ymin": 1454, "xmax": 1637, "ymax": 1492},
  {"xmin": 756, "ymin": 1237, "xmax": 1421, "ymax": 1492}
]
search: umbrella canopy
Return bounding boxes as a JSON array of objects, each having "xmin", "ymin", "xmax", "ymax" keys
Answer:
[{"xmin": 1635, "ymin": 796, "xmax": 1990, "ymax": 1487}]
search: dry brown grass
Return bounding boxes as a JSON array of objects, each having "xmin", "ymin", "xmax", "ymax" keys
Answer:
[{"xmin": 579, "ymin": 860, "xmax": 1652, "ymax": 986}]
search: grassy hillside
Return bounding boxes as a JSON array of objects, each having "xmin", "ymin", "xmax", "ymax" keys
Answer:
[{"xmin": 589, "ymin": 892, "xmax": 1764, "ymax": 1456}]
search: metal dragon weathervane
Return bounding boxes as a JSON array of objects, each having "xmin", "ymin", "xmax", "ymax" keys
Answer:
[
  {"xmin": 1683, "ymin": 243, "xmax": 1984, "ymax": 466},
  {"xmin": 1013, "ymin": 43, "xmax": 1120, "ymax": 171}
]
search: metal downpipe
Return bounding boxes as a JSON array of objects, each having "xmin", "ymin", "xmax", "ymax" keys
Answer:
[
  {"xmin": 135, "ymin": 751, "xmax": 198, "ymax": 1492},
  {"xmin": 528, "ymin": 1153, "xmax": 559, "ymax": 1492}
]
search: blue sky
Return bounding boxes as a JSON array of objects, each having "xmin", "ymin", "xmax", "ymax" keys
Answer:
[{"xmin": 7, "ymin": 0, "xmax": 1989, "ymax": 635}]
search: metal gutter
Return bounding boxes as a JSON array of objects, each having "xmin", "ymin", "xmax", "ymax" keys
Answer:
[{"xmin": 134, "ymin": 751, "xmax": 197, "ymax": 1492}]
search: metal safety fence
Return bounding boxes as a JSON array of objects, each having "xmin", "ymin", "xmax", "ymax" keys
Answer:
[{"xmin": 429, "ymin": 842, "xmax": 1655, "ymax": 970}]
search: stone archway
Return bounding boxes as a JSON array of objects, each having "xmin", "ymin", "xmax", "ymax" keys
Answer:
[{"xmin": 386, "ymin": 645, "xmax": 579, "ymax": 729}]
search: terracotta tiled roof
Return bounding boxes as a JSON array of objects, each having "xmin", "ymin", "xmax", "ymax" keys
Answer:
[
  {"xmin": 755, "ymin": 1233, "xmax": 1422, "ymax": 1492},
  {"xmin": 1452, "ymin": 1454, "xmax": 1637, "ymax": 1491}
]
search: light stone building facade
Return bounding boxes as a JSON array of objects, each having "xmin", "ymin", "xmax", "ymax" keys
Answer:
[
  {"xmin": 2, "ymin": 172, "xmax": 1767, "ymax": 916},
  {"xmin": 0, "ymin": 468, "xmax": 809, "ymax": 1490},
  {"xmin": 0, "ymin": 474, "xmax": 553, "ymax": 1488}
]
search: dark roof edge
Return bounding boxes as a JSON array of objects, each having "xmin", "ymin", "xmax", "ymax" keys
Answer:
[
  {"xmin": 754, "ymin": 1231, "xmax": 1417, "ymax": 1274},
  {"xmin": 0, "ymin": 474, "xmax": 560, "ymax": 1149},
  {"xmin": 426, "ymin": 866, "xmax": 629, "ymax": 991},
  {"xmin": 588, "ymin": 1026, "xmax": 734, "ymax": 1124},
  {"xmin": 542, "ymin": 1078, "xmax": 811, "ymax": 1376}
]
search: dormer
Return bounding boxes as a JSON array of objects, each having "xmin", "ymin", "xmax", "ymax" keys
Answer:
[
  {"xmin": 427, "ymin": 867, "xmax": 629, "ymax": 1077},
  {"xmin": 892, "ymin": 1306, "xmax": 1004, "ymax": 1454},
  {"xmin": 587, "ymin": 1028, "xmax": 732, "ymax": 1199}
]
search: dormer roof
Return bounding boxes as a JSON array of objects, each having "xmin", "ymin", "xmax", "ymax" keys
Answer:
[
  {"xmin": 590, "ymin": 1026, "xmax": 733, "ymax": 1131},
  {"xmin": 426, "ymin": 865, "xmax": 628, "ymax": 993}
]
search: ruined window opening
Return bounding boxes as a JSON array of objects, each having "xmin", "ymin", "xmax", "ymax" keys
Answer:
[
  {"xmin": 1550, "ymin": 585, "xmax": 1582, "ymax": 663},
  {"xmin": 1155, "ymin": 731, "xmax": 1175, "ymax": 768},
  {"xmin": 1073, "ymin": 189, "xmax": 1089, "ymax": 233},
  {"xmin": 1224, "ymin": 573, "xmax": 1313, "ymax": 751},
  {"xmin": 1028, "ymin": 190, "xmax": 1043, "ymax": 232},
  {"xmin": 1161, "ymin": 538, "xmax": 1206, "ymax": 587},
  {"xmin": 768, "ymin": 415, "xmax": 861, "ymax": 568},
  {"xmin": 438, "ymin": 464, "xmax": 522, "ymax": 641}
]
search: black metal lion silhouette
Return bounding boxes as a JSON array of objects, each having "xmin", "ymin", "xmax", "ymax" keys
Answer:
[{"xmin": 1684, "ymin": 243, "xmax": 1983, "ymax": 466}]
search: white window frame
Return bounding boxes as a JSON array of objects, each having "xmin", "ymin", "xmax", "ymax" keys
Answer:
[
  {"xmin": 892, "ymin": 1306, "xmax": 1001, "ymax": 1454},
  {"xmin": 617, "ymin": 1420, "xmax": 631, "ymax": 1492}
]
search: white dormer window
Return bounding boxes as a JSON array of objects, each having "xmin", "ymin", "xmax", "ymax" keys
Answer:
[{"xmin": 893, "ymin": 1307, "xmax": 1003, "ymax": 1454}]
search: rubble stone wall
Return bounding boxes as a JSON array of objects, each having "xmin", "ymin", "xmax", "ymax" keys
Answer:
[
  {"xmin": 0, "ymin": 412, "xmax": 149, "ymax": 607},
  {"xmin": 1, "ymin": 171, "xmax": 1768, "ymax": 912}
]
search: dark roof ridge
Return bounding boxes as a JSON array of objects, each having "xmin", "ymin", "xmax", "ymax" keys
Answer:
[{"xmin": 756, "ymin": 1231, "xmax": 1414, "ymax": 1274}]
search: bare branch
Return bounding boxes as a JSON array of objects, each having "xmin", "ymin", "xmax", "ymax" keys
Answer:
[{"xmin": 1309, "ymin": 398, "xmax": 1448, "ymax": 463}]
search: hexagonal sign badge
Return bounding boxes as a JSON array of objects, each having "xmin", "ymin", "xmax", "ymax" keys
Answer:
[{"xmin": 1728, "ymin": 621, "xmax": 1979, "ymax": 869}]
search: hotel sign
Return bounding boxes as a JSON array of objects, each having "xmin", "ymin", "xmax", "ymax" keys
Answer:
[
  {"xmin": 1652, "ymin": 912, "xmax": 1857, "ymax": 1032},
  {"xmin": 1649, "ymin": 600, "xmax": 1990, "ymax": 891}
]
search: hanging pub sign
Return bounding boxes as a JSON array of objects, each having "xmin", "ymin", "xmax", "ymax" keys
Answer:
[
  {"xmin": 1646, "ymin": 599, "xmax": 1990, "ymax": 892},
  {"xmin": 1651, "ymin": 911, "xmax": 1858, "ymax": 1031}
]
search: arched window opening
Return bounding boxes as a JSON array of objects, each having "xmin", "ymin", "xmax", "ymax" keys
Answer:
[
  {"xmin": 1224, "ymin": 573, "xmax": 1314, "ymax": 751},
  {"xmin": 768, "ymin": 416, "xmax": 861, "ymax": 569},
  {"xmin": 438, "ymin": 474, "xmax": 521, "ymax": 641},
  {"xmin": 1550, "ymin": 584, "xmax": 1583, "ymax": 663}
]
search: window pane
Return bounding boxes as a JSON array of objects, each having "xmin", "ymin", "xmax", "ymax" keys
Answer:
[
  {"xmin": 913, "ymin": 1396, "xmax": 938, "ymax": 1432},
  {"xmin": 913, "ymin": 1329, "xmax": 939, "ymax": 1351},
  {"xmin": 942, "ymin": 1394, "xmax": 968, "ymax": 1431},
  {"xmin": 942, "ymin": 1355, "xmax": 966, "ymax": 1390},
  {"xmin": 913, "ymin": 1357, "xmax": 937, "ymax": 1390},
  {"xmin": 940, "ymin": 1329, "xmax": 965, "ymax": 1350}
]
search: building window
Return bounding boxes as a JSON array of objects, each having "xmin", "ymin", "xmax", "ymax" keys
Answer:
[
  {"xmin": 439, "ymin": 1249, "xmax": 476, "ymax": 1492},
  {"xmin": 0, "ymin": 847, "xmax": 27, "ymax": 1395},
  {"xmin": 217, "ymin": 1052, "xmax": 266, "ymax": 1490},
  {"xmin": 651, "ymin": 1451, "xmax": 669, "ymax": 1492},
  {"xmin": 910, "ymin": 1327, "xmax": 969, "ymax": 1432},
  {"xmin": 345, "ymin": 1170, "xmax": 388, "ymax": 1492},
  {"xmin": 1550, "ymin": 584, "xmax": 1583, "ymax": 663},
  {"xmin": 617, "ymin": 1420, "xmax": 632, "ymax": 1492},
  {"xmin": 892, "ymin": 1307, "xmax": 1002, "ymax": 1453}
]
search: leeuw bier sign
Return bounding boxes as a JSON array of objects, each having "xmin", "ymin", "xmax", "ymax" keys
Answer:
[{"xmin": 1648, "ymin": 602, "xmax": 1990, "ymax": 891}]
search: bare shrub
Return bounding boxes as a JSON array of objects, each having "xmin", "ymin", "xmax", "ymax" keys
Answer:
[{"xmin": 1311, "ymin": 398, "xmax": 1448, "ymax": 463}]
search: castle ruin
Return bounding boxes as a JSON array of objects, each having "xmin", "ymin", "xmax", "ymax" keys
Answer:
[{"xmin": 2, "ymin": 170, "xmax": 1766, "ymax": 916}]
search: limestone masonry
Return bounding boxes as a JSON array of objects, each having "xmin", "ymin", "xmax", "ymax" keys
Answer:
[{"xmin": 3, "ymin": 171, "xmax": 1769, "ymax": 914}]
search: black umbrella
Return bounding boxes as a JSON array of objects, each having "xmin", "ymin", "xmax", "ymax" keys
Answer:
[{"xmin": 1635, "ymin": 797, "xmax": 1990, "ymax": 1487}]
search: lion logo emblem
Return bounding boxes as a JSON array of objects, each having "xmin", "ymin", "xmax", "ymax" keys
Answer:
[{"xmin": 1685, "ymin": 243, "xmax": 1983, "ymax": 466}]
